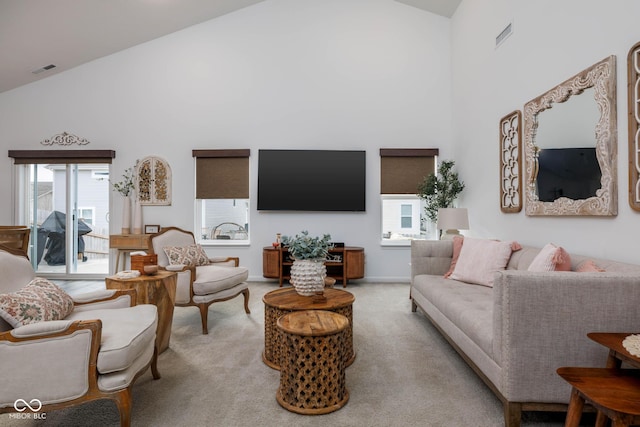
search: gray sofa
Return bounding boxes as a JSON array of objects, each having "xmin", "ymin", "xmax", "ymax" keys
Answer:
[{"xmin": 410, "ymin": 239, "xmax": 640, "ymax": 427}]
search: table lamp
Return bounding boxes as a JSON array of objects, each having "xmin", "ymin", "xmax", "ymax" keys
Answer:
[{"xmin": 437, "ymin": 208, "xmax": 469, "ymax": 240}]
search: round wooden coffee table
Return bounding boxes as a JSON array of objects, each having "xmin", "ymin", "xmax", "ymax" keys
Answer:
[
  {"xmin": 276, "ymin": 310, "xmax": 349, "ymax": 414},
  {"xmin": 262, "ymin": 287, "xmax": 355, "ymax": 370}
]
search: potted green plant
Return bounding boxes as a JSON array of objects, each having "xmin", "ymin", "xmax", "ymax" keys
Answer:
[
  {"xmin": 281, "ymin": 231, "xmax": 333, "ymax": 296},
  {"xmin": 417, "ymin": 160, "xmax": 465, "ymax": 223}
]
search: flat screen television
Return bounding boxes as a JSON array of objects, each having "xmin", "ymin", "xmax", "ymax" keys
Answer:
[
  {"xmin": 536, "ymin": 147, "xmax": 601, "ymax": 202},
  {"xmin": 258, "ymin": 150, "xmax": 366, "ymax": 211}
]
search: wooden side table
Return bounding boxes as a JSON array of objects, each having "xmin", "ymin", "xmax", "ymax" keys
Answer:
[
  {"xmin": 588, "ymin": 332, "xmax": 640, "ymax": 368},
  {"xmin": 105, "ymin": 270, "xmax": 177, "ymax": 354},
  {"xmin": 262, "ymin": 287, "xmax": 355, "ymax": 370},
  {"xmin": 276, "ymin": 310, "xmax": 349, "ymax": 415}
]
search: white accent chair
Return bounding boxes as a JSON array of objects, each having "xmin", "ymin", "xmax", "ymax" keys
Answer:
[
  {"xmin": 149, "ymin": 227, "xmax": 250, "ymax": 334},
  {"xmin": 0, "ymin": 245, "xmax": 159, "ymax": 426}
]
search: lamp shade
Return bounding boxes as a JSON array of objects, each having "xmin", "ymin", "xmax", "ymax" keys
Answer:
[{"xmin": 436, "ymin": 208, "xmax": 469, "ymax": 230}]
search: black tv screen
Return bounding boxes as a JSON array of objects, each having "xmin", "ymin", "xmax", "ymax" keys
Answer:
[
  {"xmin": 258, "ymin": 150, "xmax": 366, "ymax": 211},
  {"xmin": 536, "ymin": 147, "xmax": 601, "ymax": 202}
]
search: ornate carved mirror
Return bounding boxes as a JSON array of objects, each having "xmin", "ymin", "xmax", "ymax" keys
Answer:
[{"xmin": 523, "ymin": 55, "xmax": 617, "ymax": 216}]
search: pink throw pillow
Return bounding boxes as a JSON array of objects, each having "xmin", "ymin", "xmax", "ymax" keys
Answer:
[
  {"xmin": 575, "ymin": 260, "xmax": 605, "ymax": 272},
  {"xmin": 444, "ymin": 236, "xmax": 464, "ymax": 278},
  {"xmin": 527, "ymin": 243, "xmax": 571, "ymax": 272},
  {"xmin": 449, "ymin": 237, "xmax": 514, "ymax": 287}
]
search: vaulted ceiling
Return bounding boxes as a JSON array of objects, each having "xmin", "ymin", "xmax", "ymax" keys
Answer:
[{"xmin": 0, "ymin": 0, "xmax": 461, "ymax": 94}]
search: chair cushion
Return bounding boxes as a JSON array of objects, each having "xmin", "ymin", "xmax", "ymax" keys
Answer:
[
  {"xmin": 163, "ymin": 244, "xmax": 210, "ymax": 267},
  {"xmin": 66, "ymin": 304, "xmax": 157, "ymax": 374},
  {"xmin": 193, "ymin": 266, "xmax": 249, "ymax": 295},
  {"xmin": 0, "ymin": 278, "xmax": 74, "ymax": 328}
]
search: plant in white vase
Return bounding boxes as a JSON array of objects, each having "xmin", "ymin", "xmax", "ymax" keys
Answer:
[{"xmin": 281, "ymin": 231, "xmax": 333, "ymax": 296}]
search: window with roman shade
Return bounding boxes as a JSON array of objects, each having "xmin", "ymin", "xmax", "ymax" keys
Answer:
[
  {"xmin": 193, "ymin": 149, "xmax": 251, "ymax": 244},
  {"xmin": 379, "ymin": 148, "xmax": 439, "ymax": 244}
]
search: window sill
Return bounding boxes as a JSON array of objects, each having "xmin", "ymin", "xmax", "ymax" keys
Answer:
[
  {"xmin": 199, "ymin": 240, "xmax": 250, "ymax": 247},
  {"xmin": 380, "ymin": 239, "xmax": 411, "ymax": 247}
]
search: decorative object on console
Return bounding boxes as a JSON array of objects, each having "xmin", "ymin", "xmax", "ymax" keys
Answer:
[
  {"xmin": 628, "ymin": 42, "xmax": 640, "ymax": 211},
  {"xmin": 133, "ymin": 198, "xmax": 143, "ymax": 234},
  {"xmin": 417, "ymin": 159, "xmax": 465, "ymax": 226},
  {"xmin": 281, "ymin": 231, "xmax": 333, "ymax": 296},
  {"xmin": 436, "ymin": 208, "xmax": 469, "ymax": 240},
  {"xmin": 136, "ymin": 156, "xmax": 172, "ymax": 206},
  {"xmin": 145, "ymin": 224, "xmax": 160, "ymax": 234},
  {"xmin": 524, "ymin": 55, "xmax": 617, "ymax": 216},
  {"xmin": 110, "ymin": 162, "xmax": 137, "ymax": 234},
  {"xmin": 499, "ymin": 110, "xmax": 522, "ymax": 213}
]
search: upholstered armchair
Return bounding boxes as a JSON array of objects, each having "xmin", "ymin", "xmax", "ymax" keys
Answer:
[
  {"xmin": 149, "ymin": 227, "xmax": 250, "ymax": 334},
  {"xmin": 0, "ymin": 245, "xmax": 159, "ymax": 426}
]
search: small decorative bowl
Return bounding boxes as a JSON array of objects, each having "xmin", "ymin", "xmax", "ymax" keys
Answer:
[{"xmin": 143, "ymin": 265, "xmax": 158, "ymax": 276}]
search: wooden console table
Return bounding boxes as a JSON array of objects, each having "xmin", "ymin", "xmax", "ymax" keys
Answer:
[
  {"xmin": 109, "ymin": 234, "xmax": 152, "ymax": 273},
  {"xmin": 105, "ymin": 270, "xmax": 177, "ymax": 354},
  {"xmin": 262, "ymin": 246, "xmax": 364, "ymax": 287}
]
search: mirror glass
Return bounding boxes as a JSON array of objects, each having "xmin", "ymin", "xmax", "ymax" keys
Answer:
[{"xmin": 524, "ymin": 56, "xmax": 617, "ymax": 216}]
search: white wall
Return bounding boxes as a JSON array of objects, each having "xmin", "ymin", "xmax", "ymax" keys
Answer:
[
  {"xmin": 451, "ymin": 0, "xmax": 640, "ymax": 262},
  {"xmin": 0, "ymin": 0, "xmax": 452, "ymax": 281}
]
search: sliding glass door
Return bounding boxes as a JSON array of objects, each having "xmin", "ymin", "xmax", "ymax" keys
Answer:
[{"xmin": 20, "ymin": 163, "xmax": 110, "ymax": 277}]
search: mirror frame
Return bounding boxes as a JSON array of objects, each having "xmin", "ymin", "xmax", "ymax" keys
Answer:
[
  {"xmin": 628, "ymin": 42, "xmax": 640, "ymax": 211},
  {"xmin": 523, "ymin": 55, "xmax": 617, "ymax": 216}
]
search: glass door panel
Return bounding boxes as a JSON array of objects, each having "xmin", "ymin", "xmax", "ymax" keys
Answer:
[{"xmin": 25, "ymin": 163, "xmax": 109, "ymax": 276}]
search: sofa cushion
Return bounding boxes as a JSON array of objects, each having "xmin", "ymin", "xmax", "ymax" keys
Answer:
[
  {"xmin": 66, "ymin": 304, "xmax": 157, "ymax": 374},
  {"xmin": 444, "ymin": 236, "xmax": 464, "ymax": 278},
  {"xmin": 576, "ymin": 259, "xmax": 606, "ymax": 272},
  {"xmin": 163, "ymin": 244, "xmax": 210, "ymax": 267},
  {"xmin": 0, "ymin": 278, "xmax": 74, "ymax": 328},
  {"xmin": 413, "ymin": 274, "xmax": 495, "ymax": 359},
  {"xmin": 193, "ymin": 266, "xmax": 249, "ymax": 295},
  {"xmin": 527, "ymin": 243, "xmax": 571, "ymax": 272},
  {"xmin": 449, "ymin": 237, "xmax": 513, "ymax": 287}
]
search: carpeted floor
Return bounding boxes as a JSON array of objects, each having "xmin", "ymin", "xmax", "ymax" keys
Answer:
[{"xmin": 0, "ymin": 282, "xmax": 570, "ymax": 427}]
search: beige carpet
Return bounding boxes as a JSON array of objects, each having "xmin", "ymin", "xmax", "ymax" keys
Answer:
[{"xmin": 0, "ymin": 282, "xmax": 569, "ymax": 427}]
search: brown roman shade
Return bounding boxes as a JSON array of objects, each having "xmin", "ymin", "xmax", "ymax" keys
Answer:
[
  {"xmin": 380, "ymin": 148, "xmax": 438, "ymax": 194},
  {"xmin": 8, "ymin": 150, "xmax": 116, "ymax": 164},
  {"xmin": 193, "ymin": 149, "xmax": 250, "ymax": 199}
]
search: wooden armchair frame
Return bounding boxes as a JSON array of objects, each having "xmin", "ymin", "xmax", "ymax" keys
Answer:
[
  {"xmin": 149, "ymin": 226, "xmax": 250, "ymax": 334},
  {"xmin": 0, "ymin": 277, "xmax": 159, "ymax": 426}
]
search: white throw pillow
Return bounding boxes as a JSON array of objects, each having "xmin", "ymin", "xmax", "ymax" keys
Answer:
[
  {"xmin": 527, "ymin": 243, "xmax": 571, "ymax": 272},
  {"xmin": 449, "ymin": 237, "xmax": 513, "ymax": 287}
]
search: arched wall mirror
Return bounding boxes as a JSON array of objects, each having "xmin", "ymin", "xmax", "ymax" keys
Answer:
[{"xmin": 523, "ymin": 55, "xmax": 617, "ymax": 216}]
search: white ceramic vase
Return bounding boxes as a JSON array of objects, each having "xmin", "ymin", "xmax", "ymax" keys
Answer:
[
  {"xmin": 121, "ymin": 195, "xmax": 131, "ymax": 234},
  {"xmin": 132, "ymin": 199, "xmax": 143, "ymax": 234},
  {"xmin": 289, "ymin": 258, "xmax": 326, "ymax": 296}
]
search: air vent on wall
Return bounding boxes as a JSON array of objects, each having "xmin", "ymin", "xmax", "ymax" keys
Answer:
[
  {"xmin": 32, "ymin": 64, "xmax": 56, "ymax": 74},
  {"xmin": 495, "ymin": 22, "xmax": 513, "ymax": 48}
]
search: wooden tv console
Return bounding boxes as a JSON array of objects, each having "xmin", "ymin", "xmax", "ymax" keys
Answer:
[{"xmin": 262, "ymin": 246, "xmax": 364, "ymax": 287}]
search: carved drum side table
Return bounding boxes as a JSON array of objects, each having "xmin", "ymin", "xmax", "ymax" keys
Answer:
[
  {"xmin": 276, "ymin": 310, "xmax": 349, "ymax": 414},
  {"xmin": 262, "ymin": 287, "xmax": 355, "ymax": 370}
]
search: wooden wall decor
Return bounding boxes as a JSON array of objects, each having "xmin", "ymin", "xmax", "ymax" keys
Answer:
[
  {"xmin": 40, "ymin": 131, "xmax": 90, "ymax": 146},
  {"xmin": 628, "ymin": 41, "xmax": 640, "ymax": 211},
  {"xmin": 136, "ymin": 156, "xmax": 172, "ymax": 206},
  {"xmin": 499, "ymin": 110, "xmax": 522, "ymax": 213}
]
